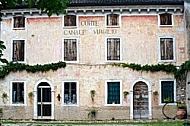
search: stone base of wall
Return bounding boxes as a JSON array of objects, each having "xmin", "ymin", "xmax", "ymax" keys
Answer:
[{"xmin": 0, "ymin": 106, "xmax": 178, "ymax": 121}]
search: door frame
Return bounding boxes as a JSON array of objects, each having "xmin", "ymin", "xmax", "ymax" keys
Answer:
[
  {"xmin": 129, "ymin": 78, "xmax": 152, "ymax": 120},
  {"xmin": 33, "ymin": 79, "xmax": 55, "ymax": 120}
]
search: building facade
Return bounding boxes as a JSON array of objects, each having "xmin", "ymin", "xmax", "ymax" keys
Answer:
[{"xmin": 0, "ymin": 0, "xmax": 187, "ymax": 120}]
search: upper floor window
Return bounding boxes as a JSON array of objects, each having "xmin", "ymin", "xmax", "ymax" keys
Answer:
[
  {"xmin": 159, "ymin": 80, "xmax": 176, "ymax": 105},
  {"xmin": 63, "ymin": 38, "xmax": 78, "ymax": 62},
  {"xmin": 11, "ymin": 81, "xmax": 26, "ymax": 105},
  {"xmin": 63, "ymin": 15, "xmax": 77, "ymax": 27},
  {"xmin": 106, "ymin": 14, "xmax": 120, "ymax": 27},
  {"xmin": 159, "ymin": 13, "xmax": 173, "ymax": 26},
  {"xmin": 159, "ymin": 37, "xmax": 175, "ymax": 62},
  {"xmin": 106, "ymin": 38, "xmax": 121, "ymax": 61},
  {"xmin": 12, "ymin": 40, "xmax": 25, "ymax": 62},
  {"xmin": 62, "ymin": 81, "xmax": 79, "ymax": 106},
  {"xmin": 13, "ymin": 16, "xmax": 25, "ymax": 29},
  {"xmin": 105, "ymin": 80, "xmax": 122, "ymax": 106}
]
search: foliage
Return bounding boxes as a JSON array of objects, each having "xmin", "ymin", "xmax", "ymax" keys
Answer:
[
  {"xmin": 177, "ymin": 103, "xmax": 186, "ymax": 109},
  {"xmin": 153, "ymin": 91, "xmax": 158, "ymax": 95},
  {"xmin": 90, "ymin": 90, "xmax": 96, "ymax": 103},
  {"xmin": 164, "ymin": 97, "xmax": 172, "ymax": 103},
  {"xmin": 123, "ymin": 91, "xmax": 129, "ymax": 98},
  {"xmin": 2, "ymin": 92, "xmax": 8, "ymax": 103},
  {"xmin": 0, "ymin": 61, "xmax": 66, "ymax": 79},
  {"xmin": 28, "ymin": 92, "xmax": 34, "ymax": 99},
  {"xmin": 87, "ymin": 109, "xmax": 97, "ymax": 118},
  {"xmin": 0, "ymin": 0, "xmax": 70, "ymax": 17},
  {"xmin": 0, "ymin": 41, "xmax": 8, "ymax": 64}
]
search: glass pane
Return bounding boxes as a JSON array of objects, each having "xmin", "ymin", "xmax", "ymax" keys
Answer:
[
  {"xmin": 161, "ymin": 81, "xmax": 174, "ymax": 103},
  {"xmin": 107, "ymin": 82, "xmax": 120, "ymax": 104}
]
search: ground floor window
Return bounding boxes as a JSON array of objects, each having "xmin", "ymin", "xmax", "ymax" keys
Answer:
[
  {"xmin": 11, "ymin": 81, "xmax": 25, "ymax": 105},
  {"xmin": 62, "ymin": 81, "xmax": 78, "ymax": 105},
  {"xmin": 159, "ymin": 79, "xmax": 176, "ymax": 104},
  {"xmin": 105, "ymin": 80, "xmax": 122, "ymax": 105}
]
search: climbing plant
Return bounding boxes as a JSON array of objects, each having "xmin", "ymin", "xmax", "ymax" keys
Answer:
[{"xmin": 0, "ymin": 61, "xmax": 66, "ymax": 79}]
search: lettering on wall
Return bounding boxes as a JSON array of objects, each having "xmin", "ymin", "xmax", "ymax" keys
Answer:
[{"xmin": 63, "ymin": 21, "xmax": 118, "ymax": 35}]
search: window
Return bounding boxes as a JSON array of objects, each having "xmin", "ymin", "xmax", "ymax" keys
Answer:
[
  {"xmin": 159, "ymin": 13, "xmax": 173, "ymax": 26},
  {"xmin": 63, "ymin": 38, "xmax": 78, "ymax": 62},
  {"xmin": 106, "ymin": 38, "xmax": 121, "ymax": 61},
  {"xmin": 12, "ymin": 40, "xmax": 25, "ymax": 62},
  {"xmin": 11, "ymin": 81, "xmax": 25, "ymax": 105},
  {"xmin": 159, "ymin": 80, "xmax": 176, "ymax": 104},
  {"xmin": 106, "ymin": 14, "xmax": 120, "ymax": 27},
  {"xmin": 159, "ymin": 37, "xmax": 175, "ymax": 61},
  {"xmin": 13, "ymin": 16, "xmax": 25, "ymax": 29},
  {"xmin": 105, "ymin": 80, "xmax": 122, "ymax": 105},
  {"xmin": 62, "ymin": 81, "xmax": 78, "ymax": 105},
  {"xmin": 64, "ymin": 15, "xmax": 77, "ymax": 27}
]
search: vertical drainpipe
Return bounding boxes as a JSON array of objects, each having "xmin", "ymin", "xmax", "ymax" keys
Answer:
[{"xmin": 185, "ymin": 0, "xmax": 190, "ymax": 116}]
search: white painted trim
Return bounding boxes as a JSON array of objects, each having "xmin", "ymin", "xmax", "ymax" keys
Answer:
[
  {"xmin": 105, "ymin": 13, "xmax": 121, "ymax": 28},
  {"xmin": 11, "ymin": 16, "xmax": 27, "ymax": 30},
  {"xmin": 11, "ymin": 39, "xmax": 27, "ymax": 63},
  {"xmin": 105, "ymin": 37, "xmax": 122, "ymax": 62},
  {"xmin": 33, "ymin": 78, "xmax": 55, "ymax": 120},
  {"xmin": 62, "ymin": 37, "xmax": 79, "ymax": 63},
  {"xmin": 158, "ymin": 36, "xmax": 176, "ymax": 63},
  {"xmin": 104, "ymin": 79, "xmax": 122, "ymax": 106},
  {"xmin": 158, "ymin": 79, "xmax": 176, "ymax": 105},
  {"xmin": 158, "ymin": 13, "xmax": 174, "ymax": 27},
  {"xmin": 62, "ymin": 15, "xmax": 78, "ymax": 28},
  {"xmin": 10, "ymin": 81, "xmax": 27, "ymax": 106},
  {"xmin": 61, "ymin": 81, "xmax": 79, "ymax": 106},
  {"xmin": 129, "ymin": 78, "xmax": 152, "ymax": 120}
]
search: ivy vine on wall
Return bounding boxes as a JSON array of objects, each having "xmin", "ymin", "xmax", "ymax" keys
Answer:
[{"xmin": 0, "ymin": 61, "xmax": 66, "ymax": 79}]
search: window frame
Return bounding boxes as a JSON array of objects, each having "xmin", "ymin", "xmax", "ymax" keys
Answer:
[
  {"xmin": 62, "ymin": 81, "xmax": 79, "ymax": 106},
  {"xmin": 11, "ymin": 39, "xmax": 26, "ymax": 63},
  {"xmin": 10, "ymin": 81, "xmax": 26, "ymax": 106},
  {"xmin": 62, "ymin": 15, "xmax": 78, "ymax": 28},
  {"xmin": 12, "ymin": 16, "xmax": 26, "ymax": 30},
  {"xmin": 62, "ymin": 37, "xmax": 79, "ymax": 63},
  {"xmin": 158, "ymin": 36, "xmax": 175, "ymax": 62},
  {"xmin": 158, "ymin": 13, "xmax": 173, "ymax": 27},
  {"xmin": 105, "ymin": 37, "xmax": 122, "ymax": 62},
  {"xmin": 105, "ymin": 80, "xmax": 122, "ymax": 106},
  {"xmin": 159, "ymin": 79, "xmax": 176, "ymax": 105},
  {"xmin": 105, "ymin": 13, "xmax": 121, "ymax": 28}
]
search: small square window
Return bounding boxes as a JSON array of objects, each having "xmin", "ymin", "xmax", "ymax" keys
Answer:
[
  {"xmin": 13, "ymin": 16, "xmax": 25, "ymax": 29},
  {"xmin": 159, "ymin": 13, "xmax": 172, "ymax": 26},
  {"xmin": 106, "ymin": 38, "xmax": 121, "ymax": 61},
  {"xmin": 106, "ymin": 14, "xmax": 120, "ymax": 27},
  {"xmin": 64, "ymin": 15, "xmax": 77, "ymax": 27},
  {"xmin": 160, "ymin": 80, "xmax": 176, "ymax": 104},
  {"xmin": 12, "ymin": 40, "xmax": 25, "ymax": 62},
  {"xmin": 63, "ymin": 38, "xmax": 78, "ymax": 62},
  {"xmin": 11, "ymin": 82, "xmax": 25, "ymax": 104},
  {"xmin": 159, "ymin": 38, "xmax": 174, "ymax": 61}
]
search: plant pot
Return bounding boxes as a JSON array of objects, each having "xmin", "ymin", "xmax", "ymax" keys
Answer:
[{"xmin": 176, "ymin": 108, "xmax": 186, "ymax": 119}]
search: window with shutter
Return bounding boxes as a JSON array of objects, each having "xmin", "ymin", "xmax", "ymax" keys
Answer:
[
  {"xmin": 160, "ymin": 38, "xmax": 174, "ymax": 61},
  {"xmin": 107, "ymin": 38, "xmax": 120, "ymax": 61},
  {"xmin": 159, "ymin": 13, "xmax": 172, "ymax": 26},
  {"xmin": 63, "ymin": 39, "xmax": 78, "ymax": 62},
  {"xmin": 13, "ymin": 16, "xmax": 25, "ymax": 29},
  {"xmin": 106, "ymin": 14, "xmax": 119, "ymax": 27},
  {"xmin": 12, "ymin": 40, "xmax": 25, "ymax": 62},
  {"xmin": 107, "ymin": 82, "xmax": 120, "ymax": 104},
  {"xmin": 64, "ymin": 15, "xmax": 77, "ymax": 27}
]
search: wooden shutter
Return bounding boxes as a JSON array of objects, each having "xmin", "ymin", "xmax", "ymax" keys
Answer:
[
  {"xmin": 107, "ymin": 14, "xmax": 119, "ymax": 26},
  {"xmin": 14, "ymin": 17, "xmax": 25, "ymax": 28},
  {"xmin": 64, "ymin": 15, "xmax": 76, "ymax": 26},
  {"xmin": 13, "ymin": 40, "xmax": 25, "ymax": 61},
  {"xmin": 64, "ymin": 39, "xmax": 77, "ymax": 61},
  {"xmin": 160, "ymin": 38, "xmax": 173, "ymax": 60},
  {"xmin": 107, "ymin": 38, "xmax": 120, "ymax": 60},
  {"xmin": 160, "ymin": 13, "xmax": 172, "ymax": 25},
  {"xmin": 107, "ymin": 82, "xmax": 120, "ymax": 104}
]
